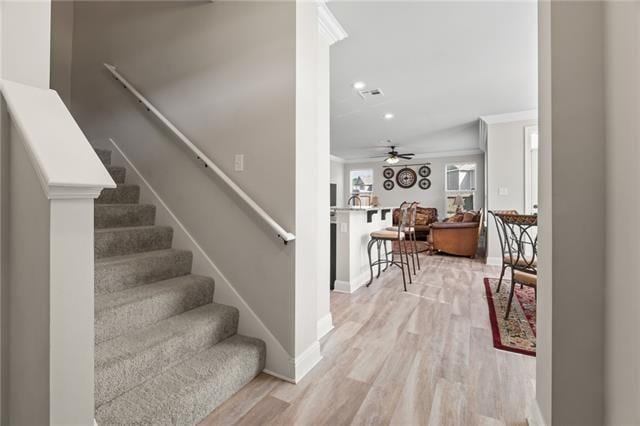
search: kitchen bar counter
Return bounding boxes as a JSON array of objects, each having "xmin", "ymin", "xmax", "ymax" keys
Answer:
[{"xmin": 332, "ymin": 207, "xmax": 394, "ymax": 293}]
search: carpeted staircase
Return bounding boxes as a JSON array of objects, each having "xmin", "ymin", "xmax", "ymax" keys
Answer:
[{"xmin": 93, "ymin": 148, "xmax": 266, "ymax": 425}]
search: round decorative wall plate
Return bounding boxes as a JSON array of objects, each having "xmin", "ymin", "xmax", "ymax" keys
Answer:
[
  {"xmin": 383, "ymin": 180, "xmax": 395, "ymax": 190},
  {"xmin": 419, "ymin": 178, "xmax": 431, "ymax": 190},
  {"xmin": 396, "ymin": 168, "xmax": 417, "ymax": 189},
  {"xmin": 418, "ymin": 165, "xmax": 431, "ymax": 177},
  {"xmin": 383, "ymin": 168, "xmax": 395, "ymax": 179}
]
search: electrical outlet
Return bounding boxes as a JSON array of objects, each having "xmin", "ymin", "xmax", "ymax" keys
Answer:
[{"xmin": 234, "ymin": 154, "xmax": 244, "ymax": 171}]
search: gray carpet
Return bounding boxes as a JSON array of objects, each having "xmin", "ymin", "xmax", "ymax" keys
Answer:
[{"xmin": 94, "ymin": 148, "xmax": 265, "ymax": 425}]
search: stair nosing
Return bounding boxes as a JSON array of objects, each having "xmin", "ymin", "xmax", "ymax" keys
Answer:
[
  {"xmin": 95, "ymin": 248, "xmax": 190, "ymax": 265},
  {"xmin": 95, "ymin": 273, "xmax": 214, "ymax": 313}
]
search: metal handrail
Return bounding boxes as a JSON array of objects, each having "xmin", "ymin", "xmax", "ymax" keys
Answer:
[{"xmin": 104, "ymin": 63, "xmax": 295, "ymax": 244}]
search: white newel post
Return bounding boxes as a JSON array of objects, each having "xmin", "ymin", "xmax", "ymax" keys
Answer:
[
  {"xmin": 49, "ymin": 196, "xmax": 100, "ymax": 425},
  {"xmin": 1, "ymin": 80, "xmax": 115, "ymax": 425}
]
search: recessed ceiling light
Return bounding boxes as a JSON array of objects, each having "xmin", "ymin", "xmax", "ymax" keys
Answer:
[
  {"xmin": 384, "ymin": 113, "xmax": 395, "ymax": 120},
  {"xmin": 353, "ymin": 81, "xmax": 366, "ymax": 90}
]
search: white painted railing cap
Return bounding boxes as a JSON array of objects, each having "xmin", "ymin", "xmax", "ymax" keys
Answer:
[{"xmin": 1, "ymin": 79, "xmax": 116, "ymax": 199}]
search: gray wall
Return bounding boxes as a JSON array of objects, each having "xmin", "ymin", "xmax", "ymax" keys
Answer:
[
  {"xmin": 485, "ymin": 118, "xmax": 537, "ymax": 261},
  {"xmin": 70, "ymin": 1, "xmax": 298, "ymax": 354},
  {"xmin": 604, "ymin": 2, "xmax": 640, "ymax": 424},
  {"xmin": 343, "ymin": 154, "xmax": 485, "ymax": 219},
  {"xmin": 50, "ymin": 0, "xmax": 73, "ymax": 106},
  {"xmin": 538, "ymin": 1, "xmax": 605, "ymax": 424},
  {"xmin": 330, "ymin": 158, "xmax": 344, "ymax": 207}
]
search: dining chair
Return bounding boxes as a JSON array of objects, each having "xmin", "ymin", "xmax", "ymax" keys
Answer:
[
  {"xmin": 498, "ymin": 214, "xmax": 538, "ymax": 319},
  {"xmin": 488, "ymin": 210, "xmax": 520, "ymax": 292}
]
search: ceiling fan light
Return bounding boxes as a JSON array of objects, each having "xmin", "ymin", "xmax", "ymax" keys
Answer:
[{"xmin": 386, "ymin": 157, "xmax": 400, "ymax": 164}]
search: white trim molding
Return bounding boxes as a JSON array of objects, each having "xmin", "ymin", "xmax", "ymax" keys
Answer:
[
  {"xmin": 486, "ymin": 256, "xmax": 503, "ymax": 267},
  {"xmin": 330, "ymin": 154, "xmax": 346, "ymax": 163},
  {"xmin": 480, "ymin": 109, "xmax": 538, "ymax": 125},
  {"xmin": 293, "ymin": 340, "xmax": 323, "ymax": 383},
  {"xmin": 317, "ymin": 1, "xmax": 348, "ymax": 45},
  {"xmin": 527, "ymin": 399, "xmax": 546, "ymax": 426},
  {"xmin": 333, "ymin": 269, "xmax": 370, "ymax": 294},
  {"xmin": 317, "ymin": 313, "xmax": 334, "ymax": 339}
]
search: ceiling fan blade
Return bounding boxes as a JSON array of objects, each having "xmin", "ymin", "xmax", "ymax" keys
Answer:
[{"xmin": 398, "ymin": 155, "xmax": 414, "ymax": 159}]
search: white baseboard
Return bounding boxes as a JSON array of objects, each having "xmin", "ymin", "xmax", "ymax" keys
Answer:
[
  {"xmin": 333, "ymin": 270, "xmax": 370, "ymax": 293},
  {"xmin": 486, "ymin": 256, "xmax": 502, "ymax": 266},
  {"xmin": 317, "ymin": 313, "xmax": 334, "ymax": 339},
  {"xmin": 527, "ymin": 399, "xmax": 546, "ymax": 426},
  {"xmin": 293, "ymin": 340, "xmax": 322, "ymax": 383},
  {"xmin": 106, "ymin": 138, "xmax": 295, "ymax": 381}
]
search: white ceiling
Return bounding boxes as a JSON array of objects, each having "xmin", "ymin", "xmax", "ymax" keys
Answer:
[{"xmin": 328, "ymin": 1, "xmax": 538, "ymax": 160}]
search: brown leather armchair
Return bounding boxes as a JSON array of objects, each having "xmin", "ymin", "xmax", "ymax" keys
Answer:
[
  {"xmin": 430, "ymin": 210, "xmax": 483, "ymax": 258},
  {"xmin": 392, "ymin": 206, "xmax": 438, "ymax": 240}
]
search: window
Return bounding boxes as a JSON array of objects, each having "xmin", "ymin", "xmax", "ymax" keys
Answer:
[
  {"xmin": 350, "ymin": 169, "xmax": 373, "ymax": 195},
  {"xmin": 445, "ymin": 163, "xmax": 476, "ymax": 215},
  {"xmin": 445, "ymin": 163, "xmax": 476, "ymax": 192}
]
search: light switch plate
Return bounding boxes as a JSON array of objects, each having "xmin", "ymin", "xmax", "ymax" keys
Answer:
[
  {"xmin": 340, "ymin": 223, "xmax": 348, "ymax": 233},
  {"xmin": 499, "ymin": 187, "xmax": 509, "ymax": 196},
  {"xmin": 234, "ymin": 154, "xmax": 244, "ymax": 171}
]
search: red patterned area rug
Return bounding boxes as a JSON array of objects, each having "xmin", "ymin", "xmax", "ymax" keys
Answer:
[{"xmin": 484, "ymin": 277, "xmax": 536, "ymax": 357}]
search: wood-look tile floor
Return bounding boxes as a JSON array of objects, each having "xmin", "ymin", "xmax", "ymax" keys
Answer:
[{"xmin": 201, "ymin": 254, "xmax": 536, "ymax": 426}]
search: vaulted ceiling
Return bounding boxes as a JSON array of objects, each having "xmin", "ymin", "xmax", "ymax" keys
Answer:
[{"xmin": 329, "ymin": 1, "xmax": 537, "ymax": 159}]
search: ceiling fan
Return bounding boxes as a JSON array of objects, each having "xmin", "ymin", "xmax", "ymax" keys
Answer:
[{"xmin": 371, "ymin": 144, "xmax": 415, "ymax": 164}]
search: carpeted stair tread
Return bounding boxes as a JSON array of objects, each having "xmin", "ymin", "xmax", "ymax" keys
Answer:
[
  {"xmin": 95, "ymin": 335, "xmax": 266, "ymax": 426},
  {"xmin": 95, "ymin": 249, "xmax": 192, "ymax": 295},
  {"xmin": 95, "ymin": 148, "xmax": 112, "ymax": 166},
  {"xmin": 95, "ymin": 225, "xmax": 173, "ymax": 259},
  {"xmin": 95, "ymin": 303, "xmax": 239, "ymax": 407},
  {"xmin": 106, "ymin": 166, "xmax": 126, "ymax": 184},
  {"xmin": 97, "ymin": 184, "xmax": 140, "ymax": 204},
  {"xmin": 95, "ymin": 204, "xmax": 156, "ymax": 229},
  {"xmin": 95, "ymin": 274, "xmax": 215, "ymax": 344}
]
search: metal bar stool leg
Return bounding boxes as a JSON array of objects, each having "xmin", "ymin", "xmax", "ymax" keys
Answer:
[
  {"xmin": 366, "ymin": 238, "xmax": 377, "ymax": 287},
  {"xmin": 376, "ymin": 240, "xmax": 382, "ymax": 278},
  {"xmin": 398, "ymin": 240, "xmax": 408, "ymax": 291},
  {"xmin": 408, "ymin": 233, "xmax": 416, "ymax": 275},
  {"xmin": 413, "ymin": 231, "xmax": 420, "ymax": 271},
  {"xmin": 383, "ymin": 240, "xmax": 389, "ymax": 272},
  {"xmin": 403, "ymin": 239, "xmax": 412, "ymax": 284}
]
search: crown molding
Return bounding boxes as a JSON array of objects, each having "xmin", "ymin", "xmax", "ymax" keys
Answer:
[
  {"xmin": 479, "ymin": 110, "xmax": 538, "ymax": 125},
  {"xmin": 317, "ymin": 1, "xmax": 348, "ymax": 45},
  {"xmin": 329, "ymin": 154, "xmax": 346, "ymax": 163},
  {"xmin": 340, "ymin": 148, "xmax": 484, "ymax": 165}
]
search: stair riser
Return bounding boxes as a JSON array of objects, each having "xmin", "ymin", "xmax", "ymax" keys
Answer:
[
  {"xmin": 95, "ymin": 278, "xmax": 214, "ymax": 344},
  {"xmin": 96, "ymin": 149, "xmax": 111, "ymax": 166},
  {"xmin": 95, "ymin": 336, "xmax": 266, "ymax": 425},
  {"xmin": 95, "ymin": 205, "xmax": 156, "ymax": 229},
  {"xmin": 96, "ymin": 186, "xmax": 140, "ymax": 204},
  {"xmin": 95, "ymin": 251, "xmax": 192, "ymax": 295},
  {"xmin": 95, "ymin": 306, "xmax": 239, "ymax": 406},
  {"xmin": 107, "ymin": 166, "xmax": 126, "ymax": 184},
  {"xmin": 95, "ymin": 227, "xmax": 172, "ymax": 259}
]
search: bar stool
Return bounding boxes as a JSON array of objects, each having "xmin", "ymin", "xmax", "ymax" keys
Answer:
[
  {"xmin": 366, "ymin": 203, "xmax": 412, "ymax": 291},
  {"xmin": 387, "ymin": 201, "xmax": 420, "ymax": 275}
]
